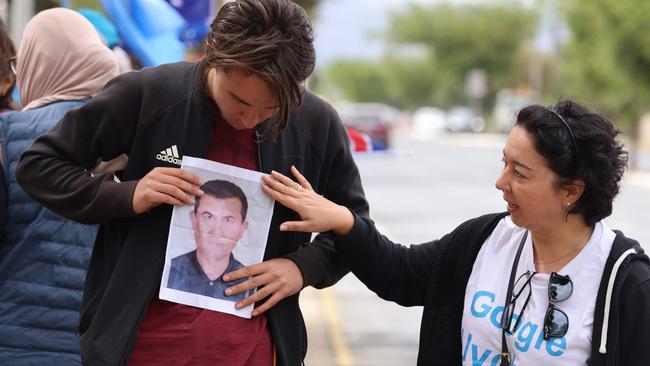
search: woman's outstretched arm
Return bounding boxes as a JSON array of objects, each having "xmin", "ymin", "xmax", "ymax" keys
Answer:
[{"xmin": 263, "ymin": 165, "xmax": 438, "ymax": 306}]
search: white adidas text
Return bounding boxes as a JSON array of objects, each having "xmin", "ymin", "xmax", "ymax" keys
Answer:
[{"xmin": 156, "ymin": 145, "xmax": 182, "ymax": 166}]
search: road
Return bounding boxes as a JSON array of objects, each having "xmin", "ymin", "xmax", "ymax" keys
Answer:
[{"xmin": 300, "ymin": 130, "xmax": 650, "ymax": 366}]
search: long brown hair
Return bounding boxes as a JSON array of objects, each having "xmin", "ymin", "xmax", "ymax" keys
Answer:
[{"xmin": 205, "ymin": 0, "xmax": 315, "ymax": 138}]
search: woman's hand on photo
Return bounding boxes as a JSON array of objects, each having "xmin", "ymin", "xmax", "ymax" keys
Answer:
[{"xmin": 262, "ymin": 166, "xmax": 354, "ymax": 236}]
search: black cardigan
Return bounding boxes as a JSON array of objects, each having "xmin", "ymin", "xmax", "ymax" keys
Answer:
[{"xmin": 337, "ymin": 212, "xmax": 650, "ymax": 366}]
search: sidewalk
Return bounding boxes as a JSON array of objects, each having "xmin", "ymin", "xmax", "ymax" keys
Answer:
[{"xmin": 300, "ymin": 287, "xmax": 345, "ymax": 366}]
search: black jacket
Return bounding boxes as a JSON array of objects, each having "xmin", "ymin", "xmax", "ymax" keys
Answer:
[
  {"xmin": 338, "ymin": 212, "xmax": 650, "ymax": 366},
  {"xmin": 16, "ymin": 61, "xmax": 369, "ymax": 366}
]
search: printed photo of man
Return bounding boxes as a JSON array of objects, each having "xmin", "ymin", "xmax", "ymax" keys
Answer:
[{"xmin": 167, "ymin": 179, "xmax": 250, "ymax": 301}]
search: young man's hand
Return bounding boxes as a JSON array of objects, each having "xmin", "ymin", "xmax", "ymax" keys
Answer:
[
  {"xmin": 132, "ymin": 167, "xmax": 204, "ymax": 214},
  {"xmin": 222, "ymin": 258, "xmax": 303, "ymax": 316}
]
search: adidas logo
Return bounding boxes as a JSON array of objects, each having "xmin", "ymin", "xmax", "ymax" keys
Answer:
[{"xmin": 156, "ymin": 145, "xmax": 182, "ymax": 166}]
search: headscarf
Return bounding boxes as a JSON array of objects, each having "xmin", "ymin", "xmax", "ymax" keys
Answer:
[{"xmin": 17, "ymin": 8, "xmax": 118, "ymax": 111}]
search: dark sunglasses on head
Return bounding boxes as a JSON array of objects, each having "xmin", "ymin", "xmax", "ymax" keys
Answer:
[{"xmin": 500, "ymin": 271, "xmax": 573, "ymax": 340}]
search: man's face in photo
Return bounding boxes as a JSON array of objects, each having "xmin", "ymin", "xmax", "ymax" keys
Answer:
[{"xmin": 189, "ymin": 195, "xmax": 248, "ymax": 260}]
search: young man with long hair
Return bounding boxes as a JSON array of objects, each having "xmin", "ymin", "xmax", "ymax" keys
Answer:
[{"xmin": 16, "ymin": 1, "xmax": 369, "ymax": 364}]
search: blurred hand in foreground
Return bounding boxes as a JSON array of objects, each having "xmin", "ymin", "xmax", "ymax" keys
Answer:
[{"xmin": 262, "ymin": 166, "xmax": 354, "ymax": 235}]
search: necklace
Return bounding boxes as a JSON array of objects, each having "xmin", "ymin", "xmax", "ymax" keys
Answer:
[{"xmin": 534, "ymin": 247, "xmax": 582, "ymax": 265}]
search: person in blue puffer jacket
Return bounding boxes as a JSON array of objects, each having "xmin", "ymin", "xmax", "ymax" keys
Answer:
[{"xmin": 0, "ymin": 8, "xmax": 118, "ymax": 365}]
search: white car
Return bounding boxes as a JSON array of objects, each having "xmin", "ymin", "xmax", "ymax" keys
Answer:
[
  {"xmin": 446, "ymin": 106, "xmax": 485, "ymax": 133},
  {"xmin": 412, "ymin": 107, "xmax": 447, "ymax": 137}
]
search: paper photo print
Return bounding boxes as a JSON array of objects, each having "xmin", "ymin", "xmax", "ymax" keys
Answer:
[{"xmin": 159, "ymin": 156, "xmax": 275, "ymax": 318}]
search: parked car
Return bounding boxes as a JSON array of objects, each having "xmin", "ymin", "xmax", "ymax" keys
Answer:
[
  {"xmin": 411, "ymin": 106, "xmax": 447, "ymax": 137},
  {"xmin": 338, "ymin": 103, "xmax": 399, "ymax": 147},
  {"xmin": 446, "ymin": 106, "xmax": 485, "ymax": 133}
]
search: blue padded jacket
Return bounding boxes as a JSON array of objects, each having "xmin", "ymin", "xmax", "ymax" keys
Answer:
[{"xmin": 0, "ymin": 100, "xmax": 98, "ymax": 365}]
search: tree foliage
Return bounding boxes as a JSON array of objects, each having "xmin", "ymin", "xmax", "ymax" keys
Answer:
[
  {"xmin": 383, "ymin": 57, "xmax": 438, "ymax": 109},
  {"xmin": 319, "ymin": 2, "xmax": 536, "ymax": 110},
  {"xmin": 324, "ymin": 61, "xmax": 388, "ymax": 103},
  {"xmin": 558, "ymin": 0, "xmax": 650, "ymax": 131},
  {"xmin": 294, "ymin": 0, "xmax": 321, "ymax": 17},
  {"xmin": 321, "ymin": 57, "xmax": 442, "ymax": 109},
  {"xmin": 389, "ymin": 3, "xmax": 535, "ymax": 107}
]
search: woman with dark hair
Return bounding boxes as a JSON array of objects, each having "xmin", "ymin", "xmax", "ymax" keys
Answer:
[
  {"xmin": 0, "ymin": 18, "xmax": 16, "ymax": 112},
  {"xmin": 264, "ymin": 100, "xmax": 650, "ymax": 366}
]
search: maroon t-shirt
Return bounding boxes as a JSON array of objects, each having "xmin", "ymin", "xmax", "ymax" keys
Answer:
[{"xmin": 128, "ymin": 108, "xmax": 273, "ymax": 365}]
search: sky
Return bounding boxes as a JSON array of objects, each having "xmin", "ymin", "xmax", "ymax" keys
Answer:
[
  {"xmin": 313, "ymin": 0, "xmax": 435, "ymax": 68},
  {"xmin": 313, "ymin": 0, "xmax": 392, "ymax": 68}
]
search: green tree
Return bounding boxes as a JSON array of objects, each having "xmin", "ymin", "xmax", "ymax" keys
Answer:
[
  {"xmin": 323, "ymin": 60, "xmax": 389, "ymax": 102},
  {"xmin": 318, "ymin": 3, "xmax": 536, "ymax": 110},
  {"xmin": 382, "ymin": 56, "xmax": 438, "ymax": 109},
  {"xmin": 294, "ymin": 0, "xmax": 321, "ymax": 17},
  {"xmin": 386, "ymin": 2, "xmax": 536, "ymax": 108},
  {"xmin": 558, "ymin": 0, "xmax": 650, "ymax": 132}
]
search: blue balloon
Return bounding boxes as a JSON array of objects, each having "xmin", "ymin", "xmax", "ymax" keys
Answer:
[{"xmin": 100, "ymin": 0, "xmax": 187, "ymax": 67}]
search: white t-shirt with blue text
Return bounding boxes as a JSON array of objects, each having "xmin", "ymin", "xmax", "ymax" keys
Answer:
[{"xmin": 461, "ymin": 217, "xmax": 614, "ymax": 366}]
